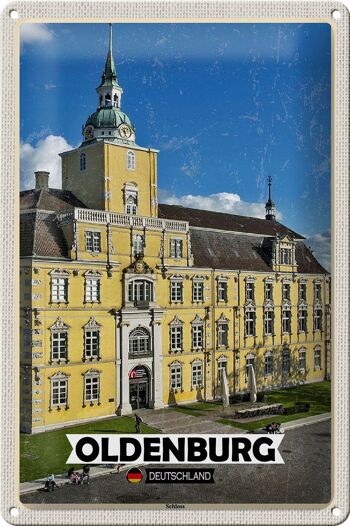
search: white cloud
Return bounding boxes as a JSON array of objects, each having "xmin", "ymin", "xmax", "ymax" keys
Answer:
[
  {"xmin": 21, "ymin": 23, "xmax": 54, "ymax": 44},
  {"xmin": 305, "ymin": 230, "xmax": 331, "ymax": 272},
  {"xmin": 158, "ymin": 190, "xmax": 282, "ymax": 221},
  {"xmin": 20, "ymin": 135, "xmax": 75, "ymax": 190}
]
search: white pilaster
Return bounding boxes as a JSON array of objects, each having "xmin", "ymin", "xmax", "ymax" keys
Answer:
[{"xmin": 151, "ymin": 309, "xmax": 164, "ymax": 409}]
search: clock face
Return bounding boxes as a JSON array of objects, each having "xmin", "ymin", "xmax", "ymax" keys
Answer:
[
  {"xmin": 118, "ymin": 124, "xmax": 132, "ymax": 139},
  {"xmin": 84, "ymin": 127, "xmax": 94, "ymax": 140}
]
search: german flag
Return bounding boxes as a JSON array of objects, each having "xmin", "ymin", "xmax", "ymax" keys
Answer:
[{"xmin": 126, "ymin": 467, "xmax": 143, "ymax": 484}]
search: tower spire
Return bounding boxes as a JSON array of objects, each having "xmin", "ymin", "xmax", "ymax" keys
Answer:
[
  {"xmin": 265, "ymin": 176, "xmax": 276, "ymax": 221},
  {"xmin": 103, "ymin": 23, "xmax": 117, "ymax": 82}
]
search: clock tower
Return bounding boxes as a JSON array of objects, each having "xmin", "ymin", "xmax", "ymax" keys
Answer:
[
  {"xmin": 61, "ymin": 24, "xmax": 158, "ymax": 216},
  {"xmin": 83, "ymin": 24, "xmax": 136, "ymax": 145}
]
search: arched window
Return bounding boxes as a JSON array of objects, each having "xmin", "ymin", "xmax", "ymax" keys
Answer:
[
  {"xmin": 80, "ymin": 152, "xmax": 86, "ymax": 172},
  {"xmin": 113, "ymin": 93, "xmax": 119, "ymax": 107},
  {"xmin": 217, "ymin": 356, "xmax": 228, "ymax": 384},
  {"xmin": 99, "ymin": 95, "xmax": 103, "ymax": 107},
  {"xmin": 129, "ymin": 327, "xmax": 151, "ymax": 358},
  {"xmin": 127, "ymin": 150, "xmax": 136, "ymax": 171},
  {"xmin": 128, "ymin": 280, "xmax": 153, "ymax": 305},
  {"xmin": 298, "ymin": 348, "xmax": 306, "ymax": 371},
  {"xmin": 105, "ymin": 93, "xmax": 111, "ymax": 106},
  {"xmin": 126, "ymin": 195, "xmax": 137, "ymax": 215}
]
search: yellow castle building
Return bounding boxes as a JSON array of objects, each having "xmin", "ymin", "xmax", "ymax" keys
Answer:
[{"xmin": 20, "ymin": 26, "xmax": 331, "ymax": 433}]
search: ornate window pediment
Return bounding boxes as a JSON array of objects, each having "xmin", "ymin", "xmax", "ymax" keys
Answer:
[
  {"xmin": 169, "ymin": 274, "xmax": 184, "ymax": 281},
  {"xmin": 49, "ymin": 268, "xmax": 70, "ymax": 276},
  {"xmin": 49, "ymin": 371, "xmax": 70, "ymax": 380},
  {"xmin": 82, "ymin": 368, "xmax": 102, "ymax": 376},
  {"xmin": 217, "ymin": 313, "xmax": 229, "ymax": 324},
  {"xmin": 50, "ymin": 317, "xmax": 70, "ymax": 331},
  {"xmin": 192, "ymin": 314, "xmax": 204, "ymax": 326},
  {"xmin": 170, "ymin": 314, "xmax": 184, "ymax": 327},
  {"xmin": 83, "ymin": 270, "xmax": 102, "ymax": 278},
  {"xmin": 83, "ymin": 316, "xmax": 102, "ymax": 330}
]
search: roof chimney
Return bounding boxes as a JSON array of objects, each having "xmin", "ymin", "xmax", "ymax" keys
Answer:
[{"xmin": 35, "ymin": 171, "xmax": 50, "ymax": 190}]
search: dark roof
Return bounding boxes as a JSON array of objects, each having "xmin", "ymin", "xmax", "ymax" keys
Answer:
[
  {"xmin": 20, "ymin": 211, "xmax": 68, "ymax": 259},
  {"xmin": 20, "ymin": 189, "xmax": 86, "ymax": 212},
  {"xmin": 190, "ymin": 228, "xmax": 327, "ymax": 274},
  {"xmin": 158, "ymin": 204, "xmax": 303, "ymax": 239}
]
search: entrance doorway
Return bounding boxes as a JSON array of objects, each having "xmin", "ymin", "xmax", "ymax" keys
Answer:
[{"xmin": 129, "ymin": 366, "xmax": 150, "ymax": 410}]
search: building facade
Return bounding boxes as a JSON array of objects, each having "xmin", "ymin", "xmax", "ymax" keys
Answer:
[{"xmin": 20, "ymin": 27, "xmax": 330, "ymax": 433}]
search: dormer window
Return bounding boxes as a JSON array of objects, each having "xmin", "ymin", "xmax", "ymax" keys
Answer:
[{"xmin": 280, "ymin": 248, "xmax": 292, "ymax": 265}]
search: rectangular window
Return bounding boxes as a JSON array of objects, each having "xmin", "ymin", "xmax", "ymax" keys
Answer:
[
  {"xmin": 85, "ymin": 231, "xmax": 101, "ymax": 253},
  {"xmin": 192, "ymin": 363, "xmax": 203, "ymax": 388},
  {"xmin": 170, "ymin": 365, "xmax": 182, "ymax": 389},
  {"xmin": 298, "ymin": 309, "xmax": 307, "ymax": 332},
  {"xmin": 264, "ymin": 310, "xmax": 274, "ymax": 335},
  {"xmin": 170, "ymin": 326, "xmax": 183, "ymax": 352},
  {"xmin": 84, "ymin": 376, "xmax": 100, "ymax": 402},
  {"xmin": 264, "ymin": 354, "xmax": 273, "ymax": 376},
  {"xmin": 170, "ymin": 281, "xmax": 183, "ymax": 302},
  {"xmin": 192, "ymin": 281, "xmax": 204, "ymax": 302},
  {"xmin": 85, "ymin": 330, "xmax": 100, "ymax": 359},
  {"xmin": 85, "ymin": 278, "xmax": 100, "ymax": 302},
  {"xmin": 282, "ymin": 309, "xmax": 291, "ymax": 333},
  {"xmin": 51, "ymin": 332, "xmax": 68, "ymax": 361},
  {"xmin": 170, "ymin": 239, "xmax": 183, "ymax": 258},
  {"xmin": 265, "ymin": 282, "xmax": 273, "ymax": 301},
  {"xmin": 314, "ymin": 309, "xmax": 322, "ymax": 331},
  {"xmin": 218, "ymin": 323, "xmax": 228, "ymax": 347},
  {"xmin": 314, "ymin": 348, "xmax": 321, "ymax": 368},
  {"xmin": 51, "ymin": 277, "xmax": 68, "ymax": 302},
  {"xmin": 51, "ymin": 379, "xmax": 67, "ymax": 406},
  {"xmin": 299, "ymin": 283, "xmax": 307, "ymax": 301},
  {"xmin": 129, "ymin": 280, "xmax": 153, "ymax": 303},
  {"xmin": 246, "ymin": 282, "xmax": 255, "ymax": 301},
  {"xmin": 132, "ymin": 234, "xmax": 144, "ymax": 256},
  {"xmin": 192, "ymin": 324, "xmax": 203, "ymax": 349},
  {"xmin": 282, "ymin": 282, "xmax": 290, "ymax": 301},
  {"xmin": 245, "ymin": 311, "xmax": 255, "ymax": 336},
  {"xmin": 218, "ymin": 281, "xmax": 228, "ymax": 302},
  {"xmin": 298, "ymin": 350, "xmax": 306, "ymax": 370},
  {"xmin": 280, "ymin": 248, "xmax": 292, "ymax": 264},
  {"xmin": 85, "ymin": 376, "xmax": 99, "ymax": 402},
  {"xmin": 314, "ymin": 283, "xmax": 322, "ymax": 301}
]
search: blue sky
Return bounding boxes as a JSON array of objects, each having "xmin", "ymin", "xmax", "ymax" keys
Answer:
[{"xmin": 20, "ymin": 23, "xmax": 331, "ymax": 269}]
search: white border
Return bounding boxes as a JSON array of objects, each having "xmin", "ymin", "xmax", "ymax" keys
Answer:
[{"xmin": 0, "ymin": 1, "xmax": 349, "ymax": 524}]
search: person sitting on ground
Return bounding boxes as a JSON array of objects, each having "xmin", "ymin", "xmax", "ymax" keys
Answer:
[
  {"xmin": 80, "ymin": 465, "xmax": 90, "ymax": 484},
  {"xmin": 44, "ymin": 474, "xmax": 58, "ymax": 492},
  {"xmin": 265, "ymin": 423, "xmax": 273, "ymax": 434},
  {"xmin": 68, "ymin": 467, "xmax": 81, "ymax": 485}
]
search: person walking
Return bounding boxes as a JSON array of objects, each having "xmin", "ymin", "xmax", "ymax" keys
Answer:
[{"xmin": 135, "ymin": 413, "xmax": 143, "ymax": 433}]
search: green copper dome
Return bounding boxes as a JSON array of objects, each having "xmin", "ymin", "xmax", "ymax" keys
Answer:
[{"xmin": 85, "ymin": 107, "xmax": 134, "ymax": 130}]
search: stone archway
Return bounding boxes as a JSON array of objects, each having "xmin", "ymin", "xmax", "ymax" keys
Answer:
[{"xmin": 129, "ymin": 366, "xmax": 150, "ymax": 410}]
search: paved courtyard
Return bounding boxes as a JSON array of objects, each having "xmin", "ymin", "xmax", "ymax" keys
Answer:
[{"xmin": 21, "ymin": 420, "xmax": 331, "ymax": 505}]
